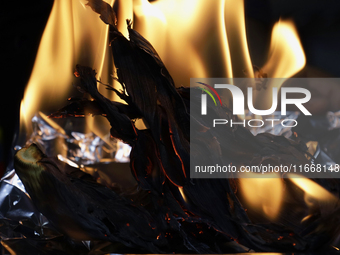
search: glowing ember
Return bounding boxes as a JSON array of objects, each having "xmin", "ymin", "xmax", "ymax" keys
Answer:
[{"xmin": 179, "ymin": 187, "xmax": 187, "ymax": 202}]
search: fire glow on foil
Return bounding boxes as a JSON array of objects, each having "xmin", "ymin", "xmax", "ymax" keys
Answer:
[
  {"xmin": 2, "ymin": 0, "xmax": 340, "ymax": 254},
  {"xmin": 22, "ymin": 112, "xmax": 131, "ymax": 165}
]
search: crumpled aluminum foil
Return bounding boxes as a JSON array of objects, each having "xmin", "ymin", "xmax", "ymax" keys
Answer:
[
  {"xmin": 0, "ymin": 113, "xmax": 133, "ymax": 254},
  {"xmin": 67, "ymin": 131, "xmax": 111, "ymax": 164},
  {"xmin": 20, "ymin": 112, "xmax": 131, "ymax": 164},
  {"xmin": 0, "ymin": 169, "xmax": 129, "ymax": 254},
  {"xmin": 327, "ymin": 110, "xmax": 340, "ymax": 130},
  {"xmin": 0, "ymin": 170, "xmax": 65, "ymax": 254},
  {"xmin": 2, "ymin": 111, "xmax": 340, "ymax": 254}
]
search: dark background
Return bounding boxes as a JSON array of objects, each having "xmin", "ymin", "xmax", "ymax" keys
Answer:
[{"xmin": 1, "ymin": 0, "xmax": 340, "ymax": 173}]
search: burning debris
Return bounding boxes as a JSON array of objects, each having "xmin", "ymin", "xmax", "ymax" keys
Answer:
[
  {"xmin": 2, "ymin": 0, "xmax": 340, "ymax": 254},
  {"xmin": 13, "ymin": 144, "xmax": 199, "ymax": 253}
]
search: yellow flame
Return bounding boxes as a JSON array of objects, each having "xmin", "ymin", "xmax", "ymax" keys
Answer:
[
  {"xmin": 133, "ymin": 0, "xmax": 233, "ymax": 85},
  {"xmin": 254, "ymin": 20, "xmax": 306, "ymax": 109},
  {"xmin": 239, "ymin": 173, "xmax": 283, "ymax": 220},
  {"xmin": 263, "ymin": 20, "xmax": 306, "ymax": 79},
  {"xmin": 21, "ymin": 1, "xmax": 306, "ymax": 133},
  {"xmin": 179, "ymin": 187, "xmax": 187, "ymax": 203},
  {"xmin": 289, "ymin": 174, "xmax": 338, "ymax": 223},
  {"xmin": 20, "ymin": 1, "xmax": 309, "ymax": 217},
  {"xmin": 224, "ymin": 0, "xmax": 253, "ymax": 78},
  {"xmin": 20, "ymin": 0, "xmax": 113, "ymax": 138},
  {"xmin": 17, "ymin": 0, "xmax": 319, "ymax": 226},
  {"xmin": 21, "ymin": 0, "xmax": 74, "ymax": 135},
  {"xmin": 288, "ymin": 174, "xmax": 337, "ymax": 202},
  {"xmin": 116, "ymin": 0, "xmax": 133, "ymax": 38},
  {"xmin": 237, "ymin": 22, "xmax": 306, "ymax": 217}
]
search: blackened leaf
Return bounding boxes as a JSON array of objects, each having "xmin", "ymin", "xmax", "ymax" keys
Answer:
[
  {"xmin": 14, "ymin": 144, "xmax": 164, "ymax": 252},
  {"xmin": 74, "ymin": 65, "xmax": 137, "ymax": 145},
  {"xmin": 86, "ymin": 0, "xmax": 116, "ymax": 26}
]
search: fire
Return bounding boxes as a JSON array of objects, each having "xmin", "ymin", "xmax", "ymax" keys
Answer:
[
  {"xmin": 289, "ymin": 174, "xmax": 337, "ymax": 203},
  {"xmin": 239, "ymin": 173, "xmax": 339, "ymax": 221},
  {"xmin": 20, "ymin": 0, "xmax": 74, "ymax": 139},
  {"xmin": 115, "ymin": 0, "xmax": 133, "ymax": 39},
  {"xmin": 20, "ymin": 0, "xmax": 114, "ymax": 141},
  {"xmin": 238, "ymin": 173, "xmax": 283, "ymax": 220},
  {"xmin": 21, "ymin": 1, "xmax": 306, "ymax": 131},
  {"xmin": 20, "ymin": 0, "xmax": 318, "ymax": 225},
  {"xmin": 133, "ymin": 1, "xmax": 305, "ymax": 118},
  {"xmin": 254, "ymin": 20, "xmax": 306, "ymax": 109},
  {"xmin": 289, "ymin": 174, "xmax": 339, "ymax": 224},
  {"xmin": 179, "ymin": 187, "xmax": 187, "ymax": 203},
  {"xmin": 224, "ymin": 0, "xmax": 253, "ymax": 78},
  {"xmin": 263, "ymin": 20, "xmax": 306, "ymax": 79},
  {"xmin": 133, "ymin": 0, "xmax": 233, "ymax": 84}
]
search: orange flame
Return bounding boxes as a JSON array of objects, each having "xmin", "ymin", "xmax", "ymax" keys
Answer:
[
  {"xmin": 253, "ymin": 20, "xmax": 306, "ymax": 109},
  {"xmin": 21, "ymin": 0, "xmax": 313, "ymax": 222},
  {"xmin": 239, "ymin": 173, "xmax": 284, "ymax": 220},
  {"xmin": 224, "ymin": 0, "xmax": 253, "ymax": 78},
  {"xmin": 133, "ymin": 0, "xmax": 233, "ymax": 84},
  {"xmin": 288, "ymin": 174, "xmax": 337, "ymax": 203},
  {"xmin": 179, "ymin": 187, "xmax": 188, "ymax": 203},
  {"xmin": 263, "ymin": 20, "xmax": 306, "ymax": 79},
  {"xmin": 20, "ymin": 0, "xmax": 114, "ymax": 139}
]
